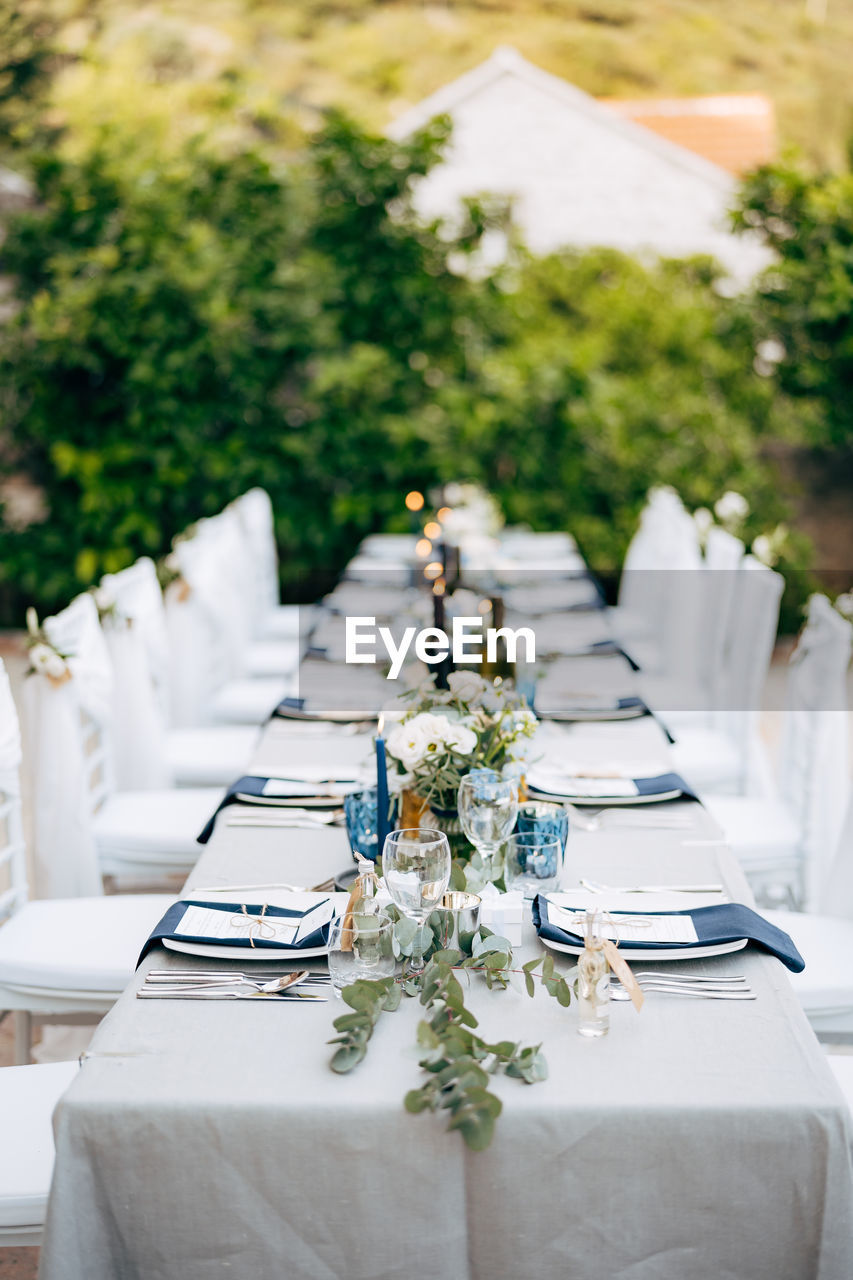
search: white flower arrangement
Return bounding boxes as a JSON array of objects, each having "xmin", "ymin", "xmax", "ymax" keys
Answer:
[
  {"xmin": 25, "ymin": 608, "xmax": 72, "ymax": 686},
  {"xmin": 714, "ymin": 490, "xmax": 750, "ymax": 531},
  {"xmin": 751, "ymin": 523, "xmax": 789, "ymax": 567},
  {"xmin": 385, "ymin": 670, "xmax": 537, "ymax": 812}
]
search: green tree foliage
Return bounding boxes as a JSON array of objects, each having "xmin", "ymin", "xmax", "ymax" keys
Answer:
[
  {"xmin": 734, "ymin": 161, "xmax": 853, "ymax": 454},
  {"xmin": 0, "ymin": 110, "xmax": 800, "ymax": 623},
  {"xmin": 432, "ymin": 248, "xmax": 793, "ymax": 572}
]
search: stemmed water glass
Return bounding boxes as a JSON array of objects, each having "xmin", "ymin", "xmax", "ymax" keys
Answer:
[
  {"xmin": 458, "ymin": 770, "xmax": 518, "ymax": 870},
  {"xmin": 381, "ymin": 828, "xmax": 451, "ymax": 974}
]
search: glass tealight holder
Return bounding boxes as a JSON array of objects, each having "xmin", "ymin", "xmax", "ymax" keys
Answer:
[
  {"xmin": 505, "ymin": 830, "xmax": 565, "ymax": 897},
  {"xmin": 327, "ymin": 910, "xmax": 396, "ymax": 997}
]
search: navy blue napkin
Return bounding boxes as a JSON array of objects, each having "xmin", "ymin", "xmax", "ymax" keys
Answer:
[
  {"xmin": 196, "ymin": 775, "xmax": 342, "ymax": 845},
  {"xmin": 537, "ymin": 694, "xmax": 648, "ymax": 721},
  {"xmin": 532, "ymin": 896, "xmax": 805, "ymax": 973},
  {"xmin": 136, "ymin": 899, "xmax": 333, "ymax": 967},
  {"xmin": 528, "ymin": 771, "xmax": 698, "ymax": 805},
  {"xmin": 272, "ymin": 697, "xmax": 379, "ymax": 723}
]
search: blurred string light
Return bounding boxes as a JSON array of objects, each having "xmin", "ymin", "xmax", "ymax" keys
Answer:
[
  {"xmin": 424, "ymin": 561, "xmax": 443, "ymax": 581},
  {"xmin": 415, "ymin": 538, "xmax": 432, "ymax": 558},
  {"xmin": 436, "ymin": 506, "xmax": 451, "ymax": 522},
  {"xmin": 405, "ymin": 491, "xmax": 425, "ymax": 512},
  {"xmin": 423, "ymin": 521, "xmax": 441, "ymax": 539}
]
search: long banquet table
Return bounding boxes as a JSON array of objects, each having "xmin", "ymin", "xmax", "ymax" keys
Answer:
[{"xmin": 39, "ymin": 537, "xmax": 853, "ymax": 1280}]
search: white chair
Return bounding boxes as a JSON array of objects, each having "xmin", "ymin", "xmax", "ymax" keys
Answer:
[
  {"xmin": 0, "ymin": 1060, "xmax": 79, "ymax": 1243},
  {"xmin": 670, "ymin": 555, "xmax": 783, "ymax": 796},
  {"xmin": 765, "ymin": 792, "xmax": 853, "ymax": 1039},
  {"xmin": 30, "ymin": 595, "xmax": 219, "ymax": 885},
  {"xmin": 233, "ymin": 488, "xmax": 303, "ymax": 642},
  {"xmin": 101, "ymin": 558, "xmax": 258, "ymax": 787},
  {"xmin": 0, "ymin": 658, "xmax": 174, "ymax": 1062},
  {"xmin": 706, "ymin": 594, "xmax": 852, "ymax": 908},
  {"xmin": 609, "ymin": 487, "xmax": 696, "ymax": 666},
  {"xmin": 166, "ymin": 517, "xmax": 298, "ymax": 727},
  {"xmin": 637, "ymin": 524, "xmax": 743, "ymax": 731}
]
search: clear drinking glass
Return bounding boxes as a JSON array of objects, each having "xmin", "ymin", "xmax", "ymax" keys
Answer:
[
  {"xmin": 457, "ymin": 771, "xmax": 518, "ymax": 868},
  {"xmin": 505, "ymin": 831, "xmax": 564, "ymax": 897},
  {"xmin": 327, "ymin": 909, "xmax": 396, "ymax": 997},
  {"xmin": 381, "ymin": 828, "xmax": 451, "ymax": 974}
]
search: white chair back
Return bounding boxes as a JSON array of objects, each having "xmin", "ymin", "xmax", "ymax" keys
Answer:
[
  {"xmin": 710, "ymin": 556, "xmax": 784, "ymax": 790},
  {"xmin": 166, "ymin": 513, "xmax": 253, "ymax": 726},
  {"xmin": 0, "ymin": 660, "xmax": 27, "ymax": 920},
  {"xmin": 819, "ymin": 790, "xmax": 853, "ymax": 919},
  {"xmin": 617, "ymin": 487, "xmax": 685, "ymax": 620},
  {"xmin": 23, "ymin": 594, "xmax": 112, "ymax": 897},
  {"xmin": 98, "ymin": 560, "xmax": 172, "ymax": 789},
  {"xmin": 778, "ymin": 595, "xmax": 852, "ymax": 909},
  {"xmin": 700, "ymin": 527, "xmax": 744, "ymax": 708},
  {"xmin": 101, "ymin": 558, "xmax": 171, "ymax": 721},
  {"xmin": 234, "ymin": 488, "xmax": 280, "ymax": 619}
]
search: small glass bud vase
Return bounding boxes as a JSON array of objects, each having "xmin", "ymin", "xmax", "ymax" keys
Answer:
[{"xmin": 577, "ymin": 910, "xmax": 610, "ymax": 1038}]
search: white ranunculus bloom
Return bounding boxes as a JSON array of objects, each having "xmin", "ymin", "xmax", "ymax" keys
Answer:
[
  {"xmin": 714, "ymin": 491, "xmax": 749, "ymax": 523},
  {"xmin": 443, "ymin": 722, "xmax": 478, "ymax": 756},
  {"xmin": 751, "ymin": 534, "xmax": 774, "ymax": 566},
  {"xmin": 386, "ymin": 718, "xmax": 431, "ymax": 771},
  {"xmin": 447, "ymin": 670, "xmax": 488, "ymax": 703},
  {"xmin": 417, "ymin": 712, "xmax": 455, "ymax": 752}
]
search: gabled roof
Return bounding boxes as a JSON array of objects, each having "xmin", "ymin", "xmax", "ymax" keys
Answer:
[
  {"xmin": 387, "ymin": 47, "xmax": 771, "ymax": 281},
  {"xmin": 388, "ymin": 46, "xmax": 734, "ymax": 190}
]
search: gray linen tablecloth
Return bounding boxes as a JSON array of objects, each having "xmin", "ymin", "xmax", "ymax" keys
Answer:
[{"xmin": 39, "ymin": 786, "xmax": 853, "ymax": 1279}]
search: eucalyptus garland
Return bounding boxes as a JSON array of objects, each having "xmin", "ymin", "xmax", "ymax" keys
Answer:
[{"xmin": 329, "ymin": 919, "xmax": 573, "ymax": 1152}]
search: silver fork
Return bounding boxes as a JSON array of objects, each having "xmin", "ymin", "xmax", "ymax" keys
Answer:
[
  {"xmin": 611, "ymin": 982, "xmax": 755, "ymax": 1000},
  {"xmin": 565, "ymin": 803, "xmax": 692, "ymax": 833},
  {"xmin": 580, "ymin": 878, "xmax": 724, "ymax": 894},
  {"xmin": 140, "ymin": 970, "xmax": 313, "ymax": 995}
]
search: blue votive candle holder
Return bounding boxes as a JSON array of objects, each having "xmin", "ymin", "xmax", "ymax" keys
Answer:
[{"xmin": 344, "ymin": 788, "xmax": 397, "ymax": 863}]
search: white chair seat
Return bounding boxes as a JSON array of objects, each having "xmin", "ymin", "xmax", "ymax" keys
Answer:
[
  {"xmin": 0, "ymin": 895, "xmax": 171, "ymax": 995},
  {"xmin": 703, "ymin": 795, "xmax": 799, "ymax": 870},
  {"xmin": 258, "ymin": 605, "xmax": 302, "ymax": 641},
  {"xmin": 166, "ymin": 726, "xmax": 259, "ymax": 787},
  {"xmin": 765, "ymin": 910, "xmax": 853, "ymax": 1026},
  {"xmin": 210, "ymin": 676, "xmax": 295, "ymax": 726},
  {"xmin": 0, "ymin": 1060, "xmax": 79, "ymax": 1243},
  {"xmin": 671, "ymin": 727, "xmax": 742, "ymax": 793},
  {"xmin": 93, "ymin": 789, "xmax": 217, "ymax": 873},
  {"xmin": 244, "ymin": 638, "xmax": 301, "ymax": 679}
]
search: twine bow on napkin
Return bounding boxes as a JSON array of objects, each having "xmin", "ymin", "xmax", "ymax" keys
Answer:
[{"xmin": 229, "ymin": 903, "xmax": 277, "ymax": 949}]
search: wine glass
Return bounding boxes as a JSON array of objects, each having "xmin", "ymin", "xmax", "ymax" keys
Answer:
[
  {"xmin": 458, "ymin": 770, "xmax": 518, "ymax": 870},
  {"xmin": 382, "ymin": 828, "xmax": 451, "ymax": 974}
]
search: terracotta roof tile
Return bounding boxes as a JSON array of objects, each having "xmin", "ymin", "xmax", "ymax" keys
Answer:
[{"xmin": 599, "ymin": 94, "xmax": 775, "ymax": 175}]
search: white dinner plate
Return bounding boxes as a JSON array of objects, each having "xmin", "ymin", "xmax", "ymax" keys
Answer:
[
  {"xmin": 163, "ymin": 937, "xmax": 330, "ymax": 961},
  {"xmin": 539, "ymin": 934, "xmax": 748, "ymax": 961},
  {"xmin": 527, "ymin": 786, "xmax": 684, "ymax": 806}
]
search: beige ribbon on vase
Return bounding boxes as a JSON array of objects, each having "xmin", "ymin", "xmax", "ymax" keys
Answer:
[
  {"xmin": 340, "ymin": 854, "xmax": 381, "ymax": 952},
  {"xmin": 583, "ymin": 909, "xmax": 645, "ymax": 1012}
]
